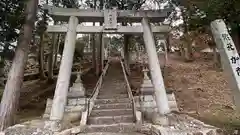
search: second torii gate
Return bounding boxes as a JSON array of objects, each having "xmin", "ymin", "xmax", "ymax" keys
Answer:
[{"xmin": 44, "ymin": 5, "xmax": 171, "ymax": 130}]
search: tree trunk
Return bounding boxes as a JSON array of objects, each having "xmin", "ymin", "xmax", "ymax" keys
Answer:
[
  {"xmin": 98, "ymin": 1, "xmax": 104, "ymax": 73},
  {"xmin": 184, "ymin": 47, "xmax": 191, "ymax": 61},
  {"xmin": 0, "ymin": 0, "xmax": 38, "ymax": 131},
  {"xmin": 38, "ymin": 0, "xmax": 48, "ymax": 80},
  {"xmin": 180, "ymin": 46, "xmax": 185, "ymax": 60},
  {"xmin": 92, "ymin": 32, "xmax": 96, "ymax": 72},
  {"xmin": 124, "ymin": 35, "xmax": 131, "ymax": 75},
  {"xmin": 166, "ymin": 34, "xmax": 171, "ymax": 52},
  {"xmin": 98, "ymin": 18, "xmax": 104, "ymax": 72},
  {"xmin": 92, "ymin": 0, "xmax": 97, "ymax": 75},
  {"xmin": 38, "ymin": 34, "xmax": 46, "ymax": 79},
  {"xmin": 97, "ymin": 21, "xmax": 104, "ymax": 74},
  {"xmin": 136, "ymin": 43, "xmax": 140, "ymax": 62},
  {"xmin": 53, "ymin": 34, "xmax": 61, "ymax": 68},
  {"xmin": 47, "ymin": 32, "xmax": 57, "ymax": 82},
  {"xmin": 95, "ymin": 34, "xmax": 100, "ymax": 76},
  {"xmin": 184, "ymin": 35, "xmax": 193, "ymax": 62},
  {"xmin": 122, "ymin": 21, "xmax": 131, "ymax": 75},
  {"xmin": 181, "ymin": 5, "xmax": 193, "ymax": 62},
  {"xmin": 48, "ymin": 21, "xmax": 58, "ymax": 82},
  {"xmin": 47, "ymin": 44, "xmax": 54, "ymax": 82},
  {"xmin": 0, "ymin": 61, "xmax": 5, "ymax": 87}
]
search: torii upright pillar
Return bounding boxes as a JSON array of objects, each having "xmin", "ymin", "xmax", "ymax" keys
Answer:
[
  {"xmin": 141, "ymin": 18, "xmax": 170, "ymax": 115},
  {"xmin": 49, "ymin": 16, "xmax": 79, "ymax": 131}
]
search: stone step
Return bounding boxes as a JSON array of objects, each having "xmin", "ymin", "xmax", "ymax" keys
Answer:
[
  {"xmin": 88, "ymin": 115, "xmax": 134, "ymax": 125},
  {"xmin": 97, "ymin": 94, "xmax": 129, "ymax": 99},
  {"xmin": 67, "ymin": 98, "xmax": 86, "ymax": 106},
  {"xmin": 44, "ymin": 105, "xmax": 84, "ymax": 114},
  {"xmin": 68, "ymin": 91, "xmax": 85, "ymax": 98},
  {"xmin": 95, "ymin": 98, "xmax": 131, "ymax": 104},
  {"xmin": 136, "ymin": 100, "xmax": 178, "ymax": 111},
  {"xmin": 42, "ymin": 111, "xmax": 81, "ymax": 120},
  {"xmin": 90, "ymin": 109, "xmax": 133, "ymax": 117},
  {"xmin": 84, "ymin": 123, "xmax": 137, "ymax": 133},
  {"xmin": 45, "ymin": 98, "xmax": 86, "ymax": 107},
  {"xmin": 93, "ymin": 103, "xmax": 132, "ymax": 110},
  {"xmin": 135, "ymin": 93, "xmax": 176, "ymax": 102}
]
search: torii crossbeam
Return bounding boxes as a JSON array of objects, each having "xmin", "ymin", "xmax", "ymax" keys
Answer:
[
  {"xmin": 43, "ymin": 5, "xmax": 172, "ymax": 22},
  {"xmin": 44, "ymin": 5, "xmax": 171, "ymax": 34}
]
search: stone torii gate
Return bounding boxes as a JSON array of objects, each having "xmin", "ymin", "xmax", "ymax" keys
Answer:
[{"xmin": 44, "ymin": 5, "xmax": 172, "ymax": 129}]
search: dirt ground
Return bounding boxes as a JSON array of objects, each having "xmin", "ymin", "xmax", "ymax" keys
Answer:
[
  {"xmin": 165, "ymin": 53, "xmax": 240, "ymax": 131},
  {"xmin": 16, "ymin": 80, "xmax": 56, "ymax": 123},
  {"xmin": 11, "ymin": 64, "xmax": 96, "ymax": 123}
]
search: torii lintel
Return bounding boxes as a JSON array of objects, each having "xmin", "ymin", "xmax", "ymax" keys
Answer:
[{"xmin": 43, "ymin": 5, "xmax": 172, "ymax": 23}]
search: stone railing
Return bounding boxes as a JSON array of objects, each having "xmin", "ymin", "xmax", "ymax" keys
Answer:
[
  {"xmin": 80, "ymin": 59, "xmax": 110, "ymax": 126},
  {"xmin": 120, "ymin": 58, "xmax": 142, "ymax": 126}
]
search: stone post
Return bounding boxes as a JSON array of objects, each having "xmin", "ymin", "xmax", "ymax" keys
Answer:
[
  {"xmin": 211, "ymin": 19, "xmax": 240, "ymax": 108},
  {"xmin": 49, "ymin": 16, "xmax": 78, "ymax": 130},
  {"xmin": 68, "ymin": 70, "xmax": 85, "ymax": 97},
  {"xmin": 141, "ymin": 18, "xmax": 170, "ymax": 115}
]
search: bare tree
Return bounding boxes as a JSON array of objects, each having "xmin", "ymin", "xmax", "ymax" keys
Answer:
[
  {"xmin": 47, "ymin": 33, "xmax": 56, "ymax": 82},
  {"xmin": 0, "ymin": 0, "xmax": 38, "ymax": 131},
  {"xmin": 53, "ymin": 34, "xmax": 61, "ymax": 68}
]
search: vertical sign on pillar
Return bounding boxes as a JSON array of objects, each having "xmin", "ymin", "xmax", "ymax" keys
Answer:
[
  {"xmin": 211, "ymin": 19, "xmax": 240, "ymax": 109},
  {"xmin": 104, "ymin": 7, "xmax": 117, "ymax": 30}
]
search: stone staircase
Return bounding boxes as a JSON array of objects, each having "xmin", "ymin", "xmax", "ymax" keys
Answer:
[
  {"xmin": 81, "ymin": 61, "xmax": 139, "ymax": 133},
  {"xmin": 85, "ymin": 95, "xmax": 136, "ymax": 133}
]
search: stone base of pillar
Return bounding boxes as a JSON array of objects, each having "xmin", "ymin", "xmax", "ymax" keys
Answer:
[
  {"xmin": 44, "ymin": 120, "xmax": 62, "ymax": 132},
  {"xmin": 42, "ymin": 97, "xmax": 86, "ymax": 121},
  {"xmin": 152, "ymin": 113, "xmax": 169, "ymax": 126},
  {"xmin": 141, "ymin": 69, "xmax": 154, "ymax": 94},
  {"xmin": 137, "ymin": 69, "xmax": 178, "ymax": 122},
  {"xmin": 43, "ymin": 78, "xmax": 86, "ymax": 126},
  {"xmin": 44, "ymin": 118, "xmax": 74, "ymax": 132},
  {"xmin": 135, "ymin": 94, "xmax": 178, "ymax": 122},
  {"xmin": 68, "ymin": 82, "xmax": 85, "ymax": 98}
]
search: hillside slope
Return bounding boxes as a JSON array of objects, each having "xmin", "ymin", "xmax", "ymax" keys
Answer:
[{"xmin": 164, "ymin": 54, "xmax": 240, "ymax": 132}]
